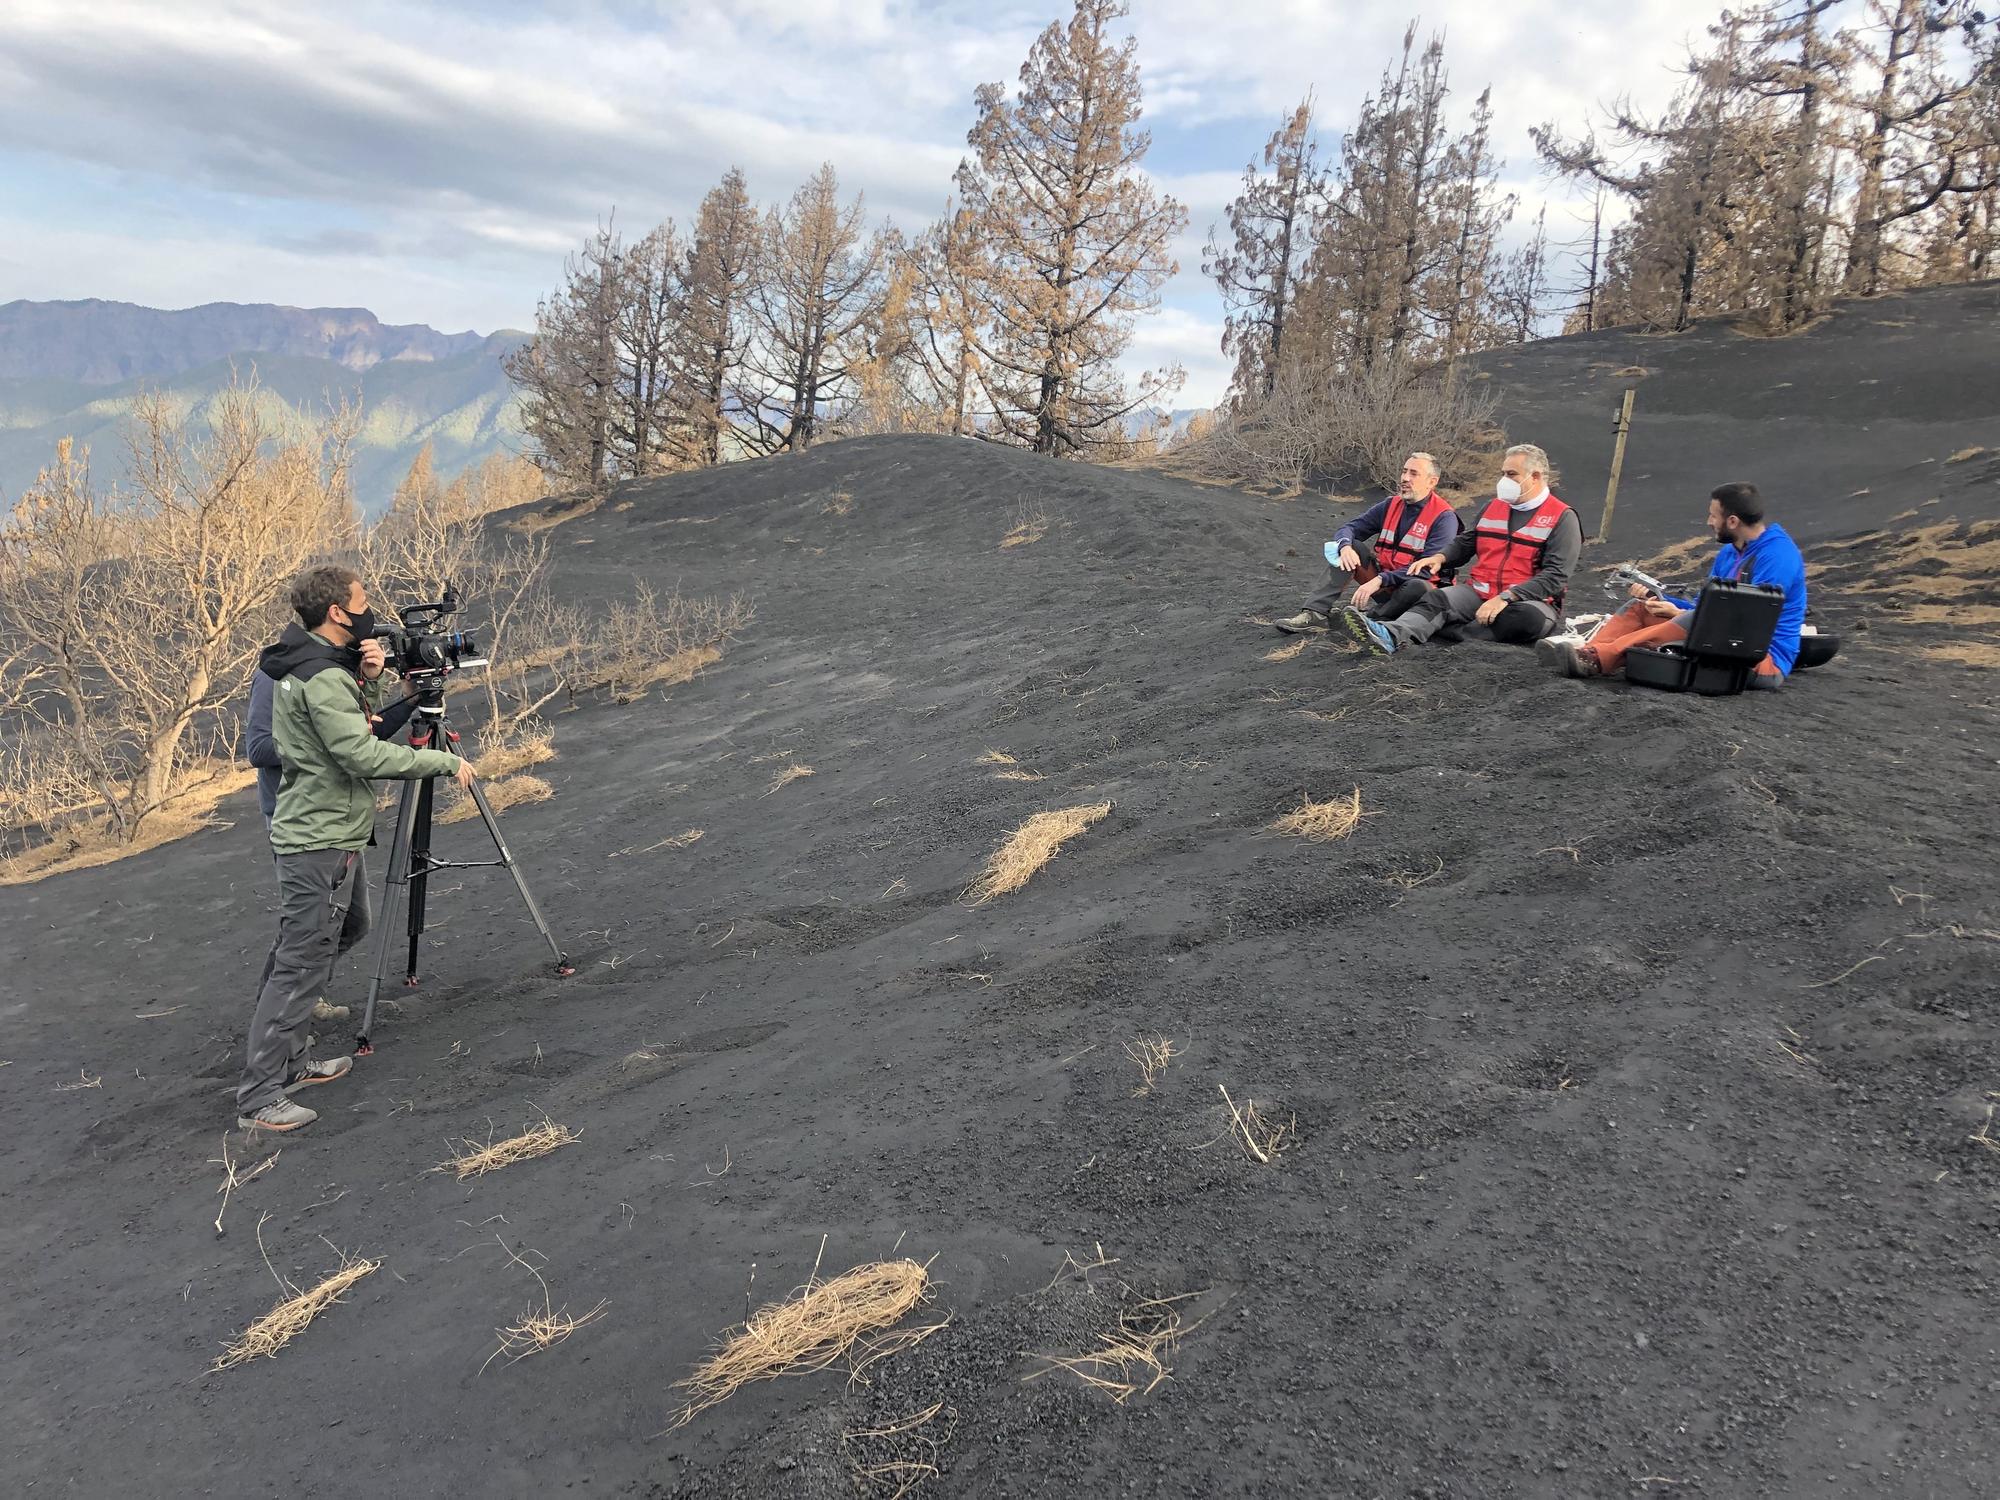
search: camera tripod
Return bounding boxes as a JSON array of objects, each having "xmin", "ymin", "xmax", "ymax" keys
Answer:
[{"xmin": 356, "ymin": 698, "xmax": 573, "ymax": 1055}]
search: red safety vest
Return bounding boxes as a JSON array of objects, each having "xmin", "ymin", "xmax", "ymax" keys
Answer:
[
  {"xmin": 1466, "ymin": 493, "xmax": 1571, "ymax": 602},
  {"xmin": 1374, "ymin": 493, "xmax": 1455, "ymax": 575}
]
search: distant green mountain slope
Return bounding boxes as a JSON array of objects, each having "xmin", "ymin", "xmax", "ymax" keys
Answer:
[{"xmin": 0, "ymin": 301, "xmax": 525, "ymax": 515}]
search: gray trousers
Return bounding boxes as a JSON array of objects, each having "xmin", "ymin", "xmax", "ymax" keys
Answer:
[
  {"xmin": 1384, "ymin": 582, "xmax": 1560, "ymax": 647},
  {"xmin": 236, "ymin": 848, "xmax": 369, "ymax": 1114},
  {"xmin": 1303, "ymin": 540, "xmax": 1434, "ymax": 621}
]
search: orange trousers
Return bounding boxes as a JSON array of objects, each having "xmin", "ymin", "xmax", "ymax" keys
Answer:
[{"xmin": 1592, "ymin": 602, "xmax": 1782, "ymax": 679}]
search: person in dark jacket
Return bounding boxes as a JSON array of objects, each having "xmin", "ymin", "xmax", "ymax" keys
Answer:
[
  {"xmin": 234, "ymin": 564, "xmax": 473, "ymax": 1134},
  {"xmin": 1344, "ymin": 443, "xmax": 1581, "ymax": 653},
  {"xmin": 1276, "ymin": 453, "xmax": 1461, "ymax": 632}
]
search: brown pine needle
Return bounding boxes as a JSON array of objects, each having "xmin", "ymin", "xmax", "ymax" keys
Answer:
[
  {"xmin": 210, "ymin": 1137, "xmax": 280, "ymax": 1236},
  {"xmin": 437, "ymin": 1118, "xmax": 579, "ymax": 1180},
  {"xmin": 1269, "ymin": 788, "xmax": 1366, "ymax": 842},
  {"xmin": 1263, "ymin": 638, "xmax": 1308, "ymax": 662},
  {"xmin": 213, "ymin": 1225, "xmax": 379, "ymax": 1371},
  {"xmin": 669, "ymin": 1256, "xmax": 933, "ymax": 1429},
  {"xmin": 1026, "ymin": 1295, "xmax": 1191, "ymax": 1404},
  {"xmin": 1970, "ymin": 1104, "xmax": 1998, "ymax": 1156},
  {"xmin": 1806, "ymin": 954, "xmax": 1884, "ymax": 989},
  {"xmin": 1124, "ymin": 1036, "xmax": 1184, "ymax": 1096},
  {"xmin": 764, "ymin": 763, "xmax": 815, "ymax": 795},
  {"xmin": 1385, "ymin": 855, "xmax": 1446, "ymax": 889},
  {"xmin": 964, "ymin": 802, "xmax": 1111, "ymax": 905},
  {"xmin": 1219, "ymin": 1084, "xmax": 1296, "ymax": 1164},
  {"xmin": 482, "ymin": 1237, "xmax": 609, "ymax": 1373},
  {"xmin": 56, "ymin": 1068, "xmax": 104, "ymax": 1091}
]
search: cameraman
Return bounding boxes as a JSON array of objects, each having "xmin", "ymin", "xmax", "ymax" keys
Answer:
[
  {"xmin": 245, "ymin": 625, "xmax": 419, "ymax": 1024},
  {"xmin": 235, "ymin": 564, "xmax": 475, "ymax": 1134}
]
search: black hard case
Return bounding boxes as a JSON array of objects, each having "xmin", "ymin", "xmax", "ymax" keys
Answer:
[{"xmin": 1625, "ymin": 579, "xmax": 1784, "ymax": 696}]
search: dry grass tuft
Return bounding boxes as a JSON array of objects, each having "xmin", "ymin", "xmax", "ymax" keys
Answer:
[
  {"xmin": 1946, "ymin": 446, "xmax": 1987, "ymax": 464},
  {"xmin": 975, "ymin": 749, "xmax": 1018, "ymax": 766},
  {"xmin": 1125, "ymin": 1036, "xmax": 1184, "ymax": 1096},
  {"xmin": 1001, "ymin": 506, "xmax": 1050, "ymax": 548},
  {"xmin": 994, "ymin": 768, "xmax": 1046, "ymax": 782},
  {"xmin": 213, "ymin": 1227, "xmax": 379, "ymax": 1371},
  {"xmin": 1263, "ymin": 638, "xmax": 1309, "ymax": 663},
  {"xmin": 823, "ymin": 490, "xmax": 856, "ymax": 517},
  {"xmin": 473, "ymin": 726, "xmax": 556, "ymax": 779},
  {"xmin": 1971, "ymin": 1100, "xmax": 1999, "ymax": 1156},
  {"xmin": 1219, "ymin": 1083, "xmax": 1297, "ymax": 1164},
  {"xmin": 482, "ymin": 1237, "xmax": 609, "ymax": 1373},
  {"xmin": 1269, "ymin": 787, "xmax": 1365, "ymax": 842},
  {"xmin": 1, "ymin": 763, "xmax": 258, "ymax": 886},
  {"xmin": 612, "ymin": 644, "xmax": 723, "ymax": 705},
  {"xmin": 1025, "ymin": 1294, "xmax": 1195, "ymax": 1404},
  {"xmin": 437, "ymin": 1117, "xmax": 580, "ymax": 1180},
  {"xmin": 669, "ymin": 1252, "xmax": 935, "ymax": 1429},
  {"xmin": 764, "ymin": 762, "xmax": 815, "ymax": 796},
  {"xmin": 964, "ymin": 801, "xmax": 1112, "ymax": 905},
  {"xmin": 438, "ymin": 774, "xmax": 554, "ymax": 825}
]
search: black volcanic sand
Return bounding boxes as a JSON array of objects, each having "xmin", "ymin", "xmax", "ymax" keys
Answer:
[{"xmin": 5, "ymin": 306, "xmax": 2000, "ymax": 1499}]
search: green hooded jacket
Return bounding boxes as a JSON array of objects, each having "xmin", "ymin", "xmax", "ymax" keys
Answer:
[{"xmin": 258, "ymin": 623, "xmax": 462, "ymax": 854}]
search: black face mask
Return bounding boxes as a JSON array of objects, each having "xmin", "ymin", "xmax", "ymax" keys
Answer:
[{"xmin": 336, "ymin": 605, "xmax": 376, "ymax": 643}]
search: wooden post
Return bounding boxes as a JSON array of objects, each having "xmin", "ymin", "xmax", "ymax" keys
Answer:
[{"xmin": 1599, "ymin": 387, "xmax": 1636, "ymax": 543}]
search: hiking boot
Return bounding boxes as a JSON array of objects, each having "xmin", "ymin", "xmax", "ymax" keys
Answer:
[
  {"xmin": 1537, "ymin": 636, "xmax": 1601, "ymax": 678},
  {"xmin": 1274, "ymin": 610, "xmax": 1327, "ymax": 635},
  {"xmin": 311, "ymin": 997, "xmax": 350, "ymax": 1022},
  {"xmin": 285, "ymin": 1056, "xmax": 353, "ymax": 1093},
  {"xmin": 237, "ymin": 1098, "xmax": 318, "ymax": 1133},
  {"xmin": 1339, "ymin": 607, "xmax": 1397, "ymax": 655}
]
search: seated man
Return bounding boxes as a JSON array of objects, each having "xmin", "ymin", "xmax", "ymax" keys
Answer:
[
  {"xmin": 1343, "ymin": 443, "xmax": 1579, "ymax": 653},
  {"xmin": 1276, "ymin": 452, "xmax": 1458, "ymax": 633},
  {"xmin": 1539, "ymin": 481, "xmax": 1805, "ymax": 688}
]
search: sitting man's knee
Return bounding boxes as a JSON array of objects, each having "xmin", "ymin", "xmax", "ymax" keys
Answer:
[{"xmin": 1492, "ymin": 602, "xmax": 1557, "ymax": 644}]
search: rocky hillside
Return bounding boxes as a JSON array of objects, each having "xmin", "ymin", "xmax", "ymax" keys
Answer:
[{"xmin": 0, "ymin": 299, "xmax": 523, "ymax": 513}]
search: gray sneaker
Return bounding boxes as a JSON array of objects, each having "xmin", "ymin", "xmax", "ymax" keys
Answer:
[
  {"xmin": 237, "ymin": 1098, "xmax": 318, "ymax": 1133},
  {"xmin": 285, "ymin": 1056, "xmax": 353, "ymax": 1093},
  {"xmin": 1275, "ymin": 610, "xmax": 1327, "ymax": 634}
]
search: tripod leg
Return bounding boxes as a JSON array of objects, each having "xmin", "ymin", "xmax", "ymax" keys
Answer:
[
  {"xmin": 358, "ymin": 777, "xmax": 423, "ymax": 1053},
  {"xmin": 467, "ymin": 777, "xmax": 574, "ymax": 975},
  {"xmin": 405, "ymin": 774, "xmax": 435, "ymax": 982}
]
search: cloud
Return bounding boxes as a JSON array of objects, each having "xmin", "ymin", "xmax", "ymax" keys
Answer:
[{"xmin": 1, "ymin": 0, "xmax": 1732, "ymax": 402}]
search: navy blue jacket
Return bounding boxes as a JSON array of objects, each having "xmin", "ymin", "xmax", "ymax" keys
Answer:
[{"xmin": 1332, "ymin": 494, "xmax": 1463, "ymax": 588}]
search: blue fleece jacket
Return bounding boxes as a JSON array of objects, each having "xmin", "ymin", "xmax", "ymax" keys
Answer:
[
  {"xmin": 1332, "ymin": 494, "xmax": 1463, "ymax": 588},
  {"xmin": 1665, "ymin": 523, "xmax": 1808, "ymax": 675}
]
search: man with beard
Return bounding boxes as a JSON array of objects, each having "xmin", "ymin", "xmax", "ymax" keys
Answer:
[
  {"xmin": 1538, "ymin": 482, "xmax": 1806, "ymax": 688},
  {"xmin": 1275, "ymin": 452, "xmax": 1459, "ymax": 633}
]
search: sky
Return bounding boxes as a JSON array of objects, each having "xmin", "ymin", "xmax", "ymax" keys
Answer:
[{"xmin": 0, "ymin": 0, "xmax": 1719, "ymax": 408}]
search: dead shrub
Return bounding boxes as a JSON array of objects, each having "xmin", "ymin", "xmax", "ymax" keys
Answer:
[
  {"xmin": 1001, "ymin": 504, "xmax": 1050, "ymax": 548},
  {"xmin": 482, "ymin": 1237, "xmax": 608, "ymax": 1373},
  {"xmin": 764, "ymin": 762, "xmax": 815, "ymax": 795},
  {"xmin": 1169, "ymin": 354, "xmax": 1501, "ymax": 493},
  {"xmin": 964, "ymin": 802, "xmax": 1112, "ymax": 904}
]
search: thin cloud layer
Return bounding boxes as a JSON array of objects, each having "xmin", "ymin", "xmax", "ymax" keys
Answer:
[{"xmin": 3, "ymin": 0, "xmax": 1704, "ymax": 406}]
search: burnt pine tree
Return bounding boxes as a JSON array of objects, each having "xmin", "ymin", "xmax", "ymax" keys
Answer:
[
  {"xmin": 504, "ymin": 224, "xmax": 624, "ymax": 494},
  {"xmin": 738, "ymin": 164, "xmax": 891, "ymax": 455},
  {"xmin": 905, "ymin": 201, "xmax": 988, "ymax": 436},
  {"xmin": 664, "ymin": 168, "xmax": 759, "ymax": 468},
  {"xmin": 957, "ymin": 0, "xmax": 1186, "ymax": 456},
  {"xmin": 614, "ymin": 220, "xmax": 685, "ymax": 477},
  {"xmin": 1204, "ymin": 97, "xmax": 1326, "ymax": 401}
]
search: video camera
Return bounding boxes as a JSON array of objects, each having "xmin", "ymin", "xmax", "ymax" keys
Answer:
[{"xmin": 371, "ymin": 583, "xmax": 486, "ymax": 709}]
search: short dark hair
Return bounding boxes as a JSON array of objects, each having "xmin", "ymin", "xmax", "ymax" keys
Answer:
[
  {"xmin": 1711, "ymin": 482, "xmax": 1764, "ymax": 525},
  {"xmin": 290, "ymin": 564, "xmax": 360, "ymax": 628}
]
